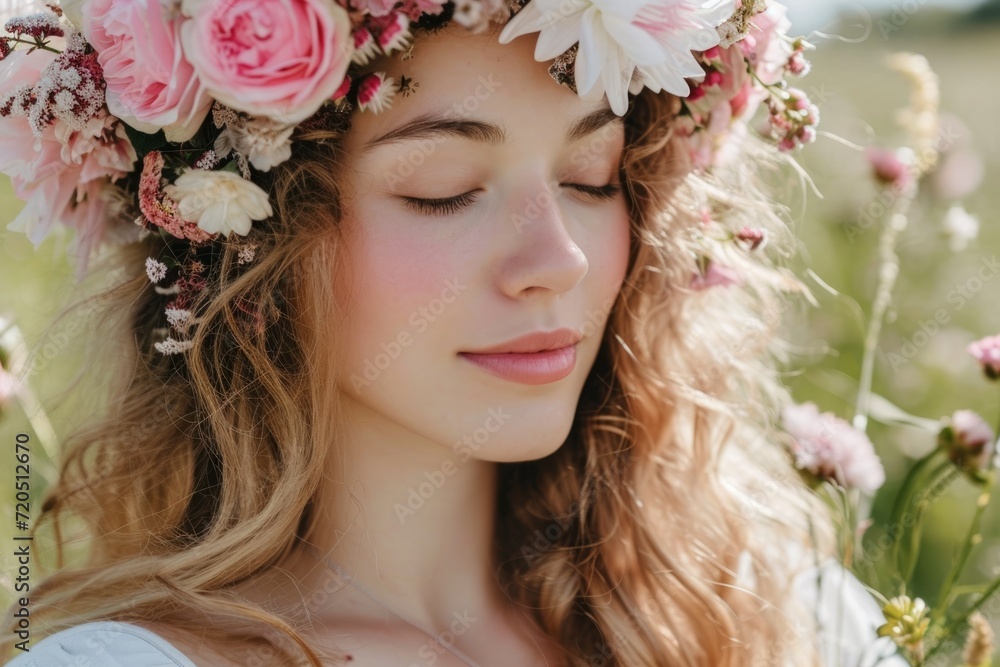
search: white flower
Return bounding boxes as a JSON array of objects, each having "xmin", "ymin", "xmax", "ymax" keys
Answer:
[
  {"xmin": 146, "ymin": 257, "xmax": 168, "ymax": 283},
  {"xmin": 781, "ymin": 402, "xmax": 886, "ymax": 493},
  {"xmin": 214, "ymin": 117, "xmax": 295, "ymax": 172},
  {"xmin": 154, "ymin": 337, "xmax": 195, "ymax": 355},
  {"xmin": 498, "ymin": 0, "xmax": 733, "ymax": 115},
  {"xmin": 942, "ymin": 204, "xmax": 979, "ymax": 253},
  {"xmin": 165, "ymin": 308, "xmax": 193, "ymax": 329},
  {"xmin": 163, "ymin": 169, "xmax": 273, "ymax": 238}
]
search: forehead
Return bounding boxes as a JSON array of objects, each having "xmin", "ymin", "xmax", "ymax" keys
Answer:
[{"xmin": 344, "ymin": 25, "xmax": 614, "ymax": 150}]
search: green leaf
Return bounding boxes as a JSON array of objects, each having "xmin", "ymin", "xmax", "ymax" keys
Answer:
[{"xmin": 122, "ymin": 123, "xmax": 168, "ymax": 157}]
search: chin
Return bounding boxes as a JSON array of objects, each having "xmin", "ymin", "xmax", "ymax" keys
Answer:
[{"xmin": 453, "ymin": 410, "xmax": 575, "ymax": 464}]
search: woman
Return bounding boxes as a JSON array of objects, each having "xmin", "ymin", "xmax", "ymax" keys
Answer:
[{"xmin": 1, "ymin": 1, "xmax": 903, "ymax": 665}]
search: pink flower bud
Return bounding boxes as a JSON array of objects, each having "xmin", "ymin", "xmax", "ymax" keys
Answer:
[
  {"xmin": 787, "ymin": 51, "xmax": 810, "ymax": 76},
  {"xmin": 969, "ymin": 334, "xmax": 1000, "ymax": 380},
  {"xmin": 701, "ymin": 46, "xmax": 722, "ymax": 61},
  {"xmin": 704, "ymin": 69, "xmax": 724, "ymax": 87},
  {"xmin": 690, "ymin": 259, "xmax": 742, "ymax": 291},
  {"xmin": 939, "ymin": 410, "xmax": 996, "ymax": 477},
  {"xmin": 866, "ymin": 147, "xmax": 914, "ymax": 192},
  {"xmin": 735, "ymin": 226, "xmax": 766, "ymax": 251}
]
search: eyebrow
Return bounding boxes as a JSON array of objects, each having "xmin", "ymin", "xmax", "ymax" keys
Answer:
[{"xmin": 361, "ymin": 106, "xmax": 623, "ymax": 153}]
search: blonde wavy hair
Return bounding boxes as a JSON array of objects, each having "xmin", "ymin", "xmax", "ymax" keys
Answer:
[{"xmin": 2, "ymin": 51, "xmax": 837, "ymax": 666}]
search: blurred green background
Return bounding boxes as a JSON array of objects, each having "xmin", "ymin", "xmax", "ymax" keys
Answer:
[{"xmin": 1, "ymin": 0, "xmax": 999, "ymax": 661}]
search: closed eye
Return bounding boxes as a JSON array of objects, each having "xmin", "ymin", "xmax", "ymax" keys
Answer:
[
  {"xmin": 399, "ymin": 182, "xmax": 622, "ymax": 217},
  {"xmin": 400, "ymin": 190, "xmax": 481, "ymax": 216}
]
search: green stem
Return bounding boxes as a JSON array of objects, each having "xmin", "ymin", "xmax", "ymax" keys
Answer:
[
  {"xmin": 853, "ymin": 194, "xmax": 915, "ymax": 433},
  {"xmin": 924, "ymin": 573, "xmax": 1000, "ymax": 663},
  {"xmin": 933, "ymin": 475, "xmax": 994, "ymax": 623},
  {"xmin": 887, "ymin": 449, "xmax": 946, "ymax": 572},
  {"xmin": 898, "ymin": 464, "xmax": 960, "ymax": 586},
  {"xmin": 6, "ymin": 37, "xmax": 62, "ymax": 54}
]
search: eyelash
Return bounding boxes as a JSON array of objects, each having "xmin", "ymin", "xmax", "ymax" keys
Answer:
[{"xmin": 400, "ymin": 183, "xmax": 623, "ymax": 216}]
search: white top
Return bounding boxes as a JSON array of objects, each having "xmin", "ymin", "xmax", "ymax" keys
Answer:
[{"xmin": 6, "ymin": 558, "xmax": 908, "ymax": 666}]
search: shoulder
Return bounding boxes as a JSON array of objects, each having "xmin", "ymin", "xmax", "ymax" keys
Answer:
[
  {"xmin": 5, "ymin": 620, "xmax": 198, "ymax": 667},
  {"xmin": 792, "ymin": 556, "xmax": 910, "ymax": 667}
]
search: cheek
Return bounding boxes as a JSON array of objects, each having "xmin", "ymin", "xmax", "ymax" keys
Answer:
[
  {"xmin": 335, "ymin": 204, "xmax": 466, "ymax": 356},
  {"xmin": 587, "ymin": 200, "xmax": 632, "ymax": 302}
]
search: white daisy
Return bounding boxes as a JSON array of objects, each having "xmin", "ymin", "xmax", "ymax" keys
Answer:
[{"xmin": 499, "ymin": 0, "xmax": 733, "ymax": 115}]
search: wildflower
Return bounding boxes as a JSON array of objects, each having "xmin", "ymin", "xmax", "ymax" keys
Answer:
[
  {"xmin": 969, "ymin": 334, "xmax": 1000, "ymax": 380},
  {"xmin": 356, "ymin": 72, "xmax": 396, "ymax": 114},
  {"xmin": 962, "ymin": 611, "xmax": 994, "ymax": 667},
  {"xmin": 866, "ymin": 146, "xmax": 914, "ymax": 193},
  {"xmin": 938, "ymin": 410, "xmax": 996, "ymax": 480},
  {"xmin": 237, "ymin": 244, "xmax": 258, "ymax": 266},
  {"xmin": 214, "ymin": 117, "xmax": 295, "ymax": 173},
  {"xmin": 781, "ymin": 402, "xmax": 886, "ymax": 493},
  {"xmin": 165, "ymin": 308, "xmax": 193, "ymax": 330},
  {"xmin": 734, "ymin": 226, "xmax": 766, "ymax": 251},
  {"xmin": 163, "ymin": 168, "xmax": 273, "ymax": 239},
  {"xmin": 690, "ymin": 257, "xmax": 742, "ymax": 290},
  {"xmin": 877, "ymin": 595, "xmax": 930, "ymax": 661},
  {"xmin": 145, "ymin": 257, "xmax": 168, "ymax": 283},
  {"xmin": 942, "ymin": 204, "xmax": 979, "ymax": 253},
  {"xmin": 499, "ymin": 0, "xmax": 733, "ymax": 116},
  {"xmin": 153, "ymin": 337, "xmax": 194, "ymax": 355}
]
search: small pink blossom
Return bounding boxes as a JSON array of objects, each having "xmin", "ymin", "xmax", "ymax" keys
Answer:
[
  {"xmin": 866, "ymin": 147, "xmax": 914, "ymax": 192},
  {"xmin": 356, "ymin": 72, "xmax": 395, "ymax": 113},
  {"xmin": 735, "ymin": 226, "xmax": 766, "ymax": 251},
  {"xmin": 179, "ymin": 0, "xmax": 354, "ymax": 125},
  {"xmin": 83, "ymin": 0, "xmax": 213, "ymax": 143},
  {"xmin": 940, "ymin": 410, "xmax": 996, "ymax": 475},
  {"xmin": 690, "ymin": 258, "xmax": 742, "ymax": 291},
  {"xmin": 781, "ymin": 402, "xmax": 886, "ymax": 493},
  {"xmin": 354, "ymin": 0, "xmax": 399, "ymax": 16},
  {"xmin": 969, "ymin": 334, "xmax": 1000, "ymax": 380}
]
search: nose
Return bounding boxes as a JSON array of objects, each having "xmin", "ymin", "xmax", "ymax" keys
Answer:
[{"xmin": 496, "ymin": 180, "xmax": 589, "ymax": 298}]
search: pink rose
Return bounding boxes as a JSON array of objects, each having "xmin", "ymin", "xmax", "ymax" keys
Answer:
[
  {"xmin": 179, "ymin": 0, "xmax": 353, "ymax": 125},
  {"xmin": 83, "ymin": 0, "xmax": 213, "ymax": 143}
]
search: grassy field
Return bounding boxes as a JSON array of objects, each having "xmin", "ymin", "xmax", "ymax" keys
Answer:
[{"xmin": 1, "ymin": 9, "xmax": 998, "ymax": 658}]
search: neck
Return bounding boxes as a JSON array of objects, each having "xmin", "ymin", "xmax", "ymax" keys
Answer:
[{"xmin": 308, "ymin": 394, "xmax": 508, "ymax": 634}]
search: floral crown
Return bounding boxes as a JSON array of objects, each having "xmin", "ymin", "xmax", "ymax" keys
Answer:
[{"xmin": 0, "ymin": 0, "xmax": 817, "ymax": 355}]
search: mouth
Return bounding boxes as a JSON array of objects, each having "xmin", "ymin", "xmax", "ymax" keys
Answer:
[{"xmin": 458, "ymin": 344, "xmax": 578, "ymax": 385}]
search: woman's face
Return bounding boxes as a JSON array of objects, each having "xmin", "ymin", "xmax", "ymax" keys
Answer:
[{"xmin": 334, "ymin": 25, "xmax": 631, "ymax": 464}]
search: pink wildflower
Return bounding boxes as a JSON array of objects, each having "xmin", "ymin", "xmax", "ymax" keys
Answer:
[
  {"xmin": 969, "ymin": 334, "xmax": 1000, "ymax": 380},
  {"xmin": 781, "ymin": 402, "xmax": 887, "ymax": 493},
  {"xmin": 939, "ymin": 410, "xmax": 996, "ymax": 476}
]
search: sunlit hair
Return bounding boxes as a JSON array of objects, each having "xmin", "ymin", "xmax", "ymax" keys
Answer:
[{"xmin": 2, "ymin": 28, "xmax": 836, "ymax": 667}]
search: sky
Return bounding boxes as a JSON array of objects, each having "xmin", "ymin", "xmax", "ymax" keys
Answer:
[{"xmin": 781, "ymin": 0, "xmax": 986, "ymax": 33}]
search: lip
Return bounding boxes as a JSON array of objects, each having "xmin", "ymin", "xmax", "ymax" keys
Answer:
[{"xmin": 458, "ymin": 328, "xmax": 582, "ymax": 385}]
